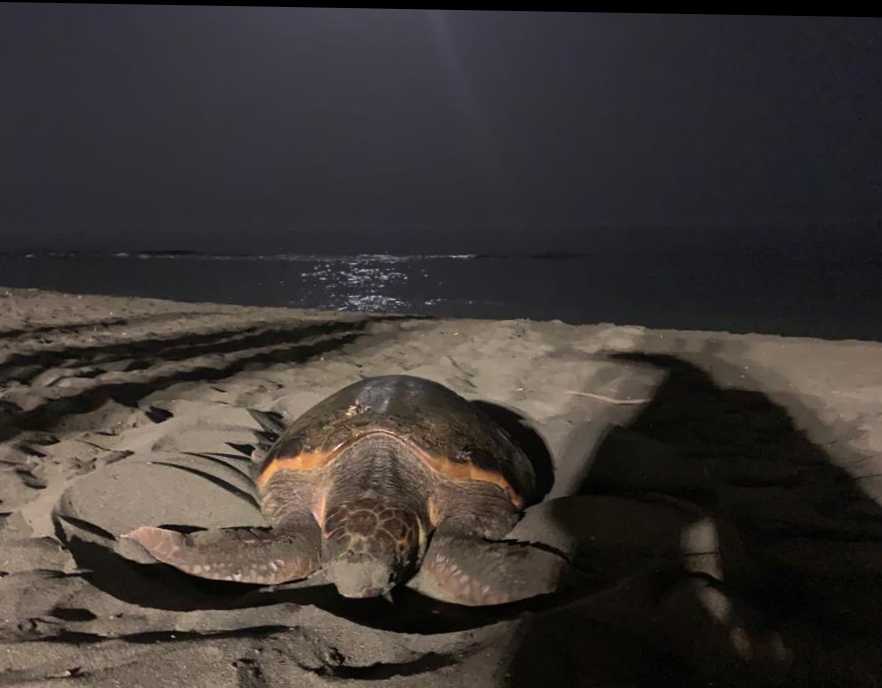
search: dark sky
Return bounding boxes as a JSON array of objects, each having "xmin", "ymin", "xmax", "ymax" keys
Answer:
[{"xmin": 2, "ymin": 6, "xmax": 881, "ymax": 254}]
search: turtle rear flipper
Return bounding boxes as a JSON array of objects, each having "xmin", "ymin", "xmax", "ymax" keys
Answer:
[
  {"xmin": 406, "ymin": 532, "xmax": 589, "ymax": 606},
  {"xmin": 122, "ymin": 524, "xmax": 322, "ymax": 585}
]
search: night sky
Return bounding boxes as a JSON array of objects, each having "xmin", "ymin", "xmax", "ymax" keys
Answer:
[{"xmin": 2, "ymin": 6, "xmax": 881, "ymax": 255}]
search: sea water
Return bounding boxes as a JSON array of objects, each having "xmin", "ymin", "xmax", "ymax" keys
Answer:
[{"xmin": 0, "ymin": 251, "xmax": 878, "ymax": 341}]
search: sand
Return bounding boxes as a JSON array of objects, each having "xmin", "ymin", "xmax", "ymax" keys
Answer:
[{"xmin": 2, "ymin": 285, "xmax": 882, "ymax": 687}]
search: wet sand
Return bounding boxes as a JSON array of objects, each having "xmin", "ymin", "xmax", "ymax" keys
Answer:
[{"xmin": 2, "ymin": 286, "xmax": 882, "ymax": 686}]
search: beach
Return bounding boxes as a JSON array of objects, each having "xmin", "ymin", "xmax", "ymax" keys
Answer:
[{"xmin": 2, "ymin": 285, "xmax": 882, "ymax": 686}]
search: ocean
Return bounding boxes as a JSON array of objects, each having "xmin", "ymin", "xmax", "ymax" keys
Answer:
[{"xmin": 0, "ymin": 251, "xmax": 879, "ymax": 341}]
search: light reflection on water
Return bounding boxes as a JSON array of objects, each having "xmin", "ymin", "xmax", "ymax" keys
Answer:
[
  {"xmin": 302, "ymin": 257, "xmax": 447, "ymax": 313},
  {"xmin": 4, "ymin": 252, "xmax": 505, "ymax": 318}
]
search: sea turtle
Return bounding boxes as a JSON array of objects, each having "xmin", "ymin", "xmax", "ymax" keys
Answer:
[{"xmin": 123, "ymin": 375, "xmax": 581, "ymax": 606}]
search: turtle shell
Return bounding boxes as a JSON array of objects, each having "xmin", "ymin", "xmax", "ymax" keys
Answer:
[{"xmin": 255, "ymin": 375, "xmax": 537, "ymax": 507}]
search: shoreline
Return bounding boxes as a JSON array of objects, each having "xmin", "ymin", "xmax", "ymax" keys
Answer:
[{"xmin": 3, "ymin": 284, "xmax": 878, "ymax": 346}]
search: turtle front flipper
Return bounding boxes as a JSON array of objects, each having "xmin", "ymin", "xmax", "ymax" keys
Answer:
[
  {"xmin": 122, "ymin": 524, "xmax": 322, "ymax": 585},
  {"xmin": 406, "ymin": 531, "xmax": 589, "ymax": 606}
]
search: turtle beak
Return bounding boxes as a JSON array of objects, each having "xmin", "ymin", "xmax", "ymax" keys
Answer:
[{"xmin": 327, "ymin": 557, "xmax": 397, "ymax": 599}]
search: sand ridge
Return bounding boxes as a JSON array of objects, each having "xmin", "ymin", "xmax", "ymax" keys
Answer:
[{"xmin": 2, "ymin": 287, "xmax": 882, "ymax": 686}]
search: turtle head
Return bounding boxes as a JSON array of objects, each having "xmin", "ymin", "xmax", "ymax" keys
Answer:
[{"xmin": 322, "ymin": 498, "xmax": 427, "ymax": 599}]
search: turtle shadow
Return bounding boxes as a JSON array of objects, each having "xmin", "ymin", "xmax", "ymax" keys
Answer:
[
  {"xmin": 470, "ymin": 399, "xmax": 555, "ymax": 502},
  {"xmin": 508, "ymin": 346, "xmax": 882, "ymax": 687}
]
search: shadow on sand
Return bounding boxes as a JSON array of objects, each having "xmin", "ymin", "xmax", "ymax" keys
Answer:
[{"xmin": 508, "ymin": 347, "xmax": 882, "ymax": 687}]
